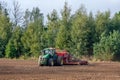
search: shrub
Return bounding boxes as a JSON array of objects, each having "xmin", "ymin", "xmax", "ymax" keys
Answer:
[{"xmin": 93, "ymin": 30, "xmax": 120, "ymax": 61}]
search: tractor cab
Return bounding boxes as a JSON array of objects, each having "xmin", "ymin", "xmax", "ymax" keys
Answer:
[{"xmin": 41, "ymin": 48, "xmax": 55, "ymax": 56}]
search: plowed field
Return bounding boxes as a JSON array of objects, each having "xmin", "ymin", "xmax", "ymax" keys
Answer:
[{"xmin": 0, "ymin": 59, "xmax": 120, "ymax": 80}]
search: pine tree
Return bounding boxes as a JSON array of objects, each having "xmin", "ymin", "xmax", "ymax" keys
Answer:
[
  {"xmin": 94, "ymin": 30, "xmax": 120, "ymax": 61},
  {"xmin": 5, "ymin": 26, "xmax": 23, "ymax": 58},
  {"xmin": 45, "ymin": 9, "xmax": 60, "ymax": 47},
  {"xmin": 21, "ymin": 7, "xmax": 44, "ymax": 57},
  {"xmin": 56, "ymin": 2, "xmax": 71, "ymax": 51},
  {"xmin": 111, "ymin": 12, "xmax": 120, "ymax": 31},
  {"xmin": 95, "ymin": 11, "xmax": 111, "ymax": 42},
  {"xmin": 71, "ymin": 5, "xmax": 89, "ymax": 56},
  {"xmin": 0, "ymin": 3, "xmax": 12, "ymax": 57}
]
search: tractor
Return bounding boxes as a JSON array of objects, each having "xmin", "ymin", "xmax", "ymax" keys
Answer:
[{"xmin": 38, "ymin": 48, "xmax": 88, "ymax": 66}]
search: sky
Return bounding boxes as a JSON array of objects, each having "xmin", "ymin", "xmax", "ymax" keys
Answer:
[{"xmin": 1, "ymin": 0, "xmax": 120, "ymax": 22}]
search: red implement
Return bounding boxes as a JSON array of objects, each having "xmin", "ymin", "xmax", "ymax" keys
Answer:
[{"xmin": 55, "ymin": 49, "xmax": 88, "ymax": 65}]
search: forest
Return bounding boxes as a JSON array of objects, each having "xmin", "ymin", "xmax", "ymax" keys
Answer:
[{"xmin": 0, "ymin": 1, "xmax": 120, "ymax": 61}]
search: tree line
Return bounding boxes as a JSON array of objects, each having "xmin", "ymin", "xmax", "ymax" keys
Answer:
[{"xmin": 0, "ymin": 1, "xmax": 120, "ymax": 61}]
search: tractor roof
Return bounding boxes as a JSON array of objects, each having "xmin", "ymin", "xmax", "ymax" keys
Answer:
[
  {"xmin": 43, "ymin": 48, "xmax": 55, "ymax": 50},
  {"xmin": 43, "ymin": 48, "xmax": 67, "ymax": 52}
]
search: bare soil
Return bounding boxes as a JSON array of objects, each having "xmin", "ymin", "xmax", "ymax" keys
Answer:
[{"xmin": 0, "ymin": 59, "xmax": 120, "ymax": 80}]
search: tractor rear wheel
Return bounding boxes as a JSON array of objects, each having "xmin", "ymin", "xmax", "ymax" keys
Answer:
[
  {"xmin": 57, "ymin": 56, "xmax": 63, "ymax": 66},
  {"xmin": 48, "ymin": 58, "xmax": 54, "ymax": 66}
]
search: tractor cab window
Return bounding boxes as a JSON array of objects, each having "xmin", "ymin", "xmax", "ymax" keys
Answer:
[
  {"xmin": 49, "ymin": 49, "xmax": 53, "ymax": 55},
  {"xmin": 45, "ymin": 50, "xmax": 49, "ymax": 54},
  {"xmin": 42, "ymin": 49, "xmax": 56, "ymax": 56},
  {"xmin": 42, "ymin": 49, "xmax": 53, "ymax": 55},
  {"xmin": 41, "ymin": 49, "xmax": 49, "ymax": 55},
  {"xmin": 51, "ymin": 49, "xmax": 55, "ymax": 54}
]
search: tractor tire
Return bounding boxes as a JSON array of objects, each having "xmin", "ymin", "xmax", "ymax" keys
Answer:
[
  {"xmin": 48, "ymin": 58, "xmax": 54, "ymax": 66},
  {"xmin": 57, "ymin": 56, "xmax": 63, "ymax": 66}
]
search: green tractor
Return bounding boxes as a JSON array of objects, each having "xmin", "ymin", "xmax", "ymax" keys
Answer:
[
  {"xmin": 38, "ymin": 48, "xmax": 88, "ymax": 66},
  {"xmin": 38, "ymin": 48, "xmax": 63, "ymax": 66}
]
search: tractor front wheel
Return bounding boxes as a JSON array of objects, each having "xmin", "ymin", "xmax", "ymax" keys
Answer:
[{"xmin": 48, "ymin": 58, "xmax": 54, "ymax": 66}]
